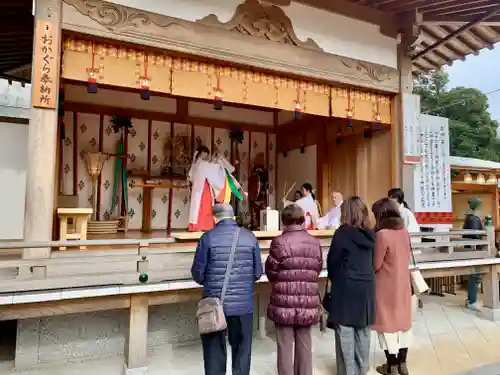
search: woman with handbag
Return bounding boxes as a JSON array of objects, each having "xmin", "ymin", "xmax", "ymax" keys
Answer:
[
  {"xmin": 265, "ymin": 204, "xmax": 323, "ymax": 375},
  {"xmin": 372, "ymin": 198, "xmax": 413, "ymax": 375},
  {"xmin": 325, "ymin": 196, "xmax": 376, "ymax": 375}
]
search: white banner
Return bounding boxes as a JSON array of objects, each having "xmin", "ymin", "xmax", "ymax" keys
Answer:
[
  {"xmin": 402, "ymin": 93, "xmax": 422, "ymax": 164},
  {"xmin": 413, "ymin": 115, "xmax": 452, "ymax": 213}
]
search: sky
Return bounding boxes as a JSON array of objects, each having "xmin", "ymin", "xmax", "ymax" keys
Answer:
[{"xmin": 446, "ymin": 45, "xmax": 500, "ymax": 121}]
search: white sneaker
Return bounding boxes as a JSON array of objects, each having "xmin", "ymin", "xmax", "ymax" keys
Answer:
[{"xmin": 467, "ymin": 302, "xmax": 482, "ymax": 312}]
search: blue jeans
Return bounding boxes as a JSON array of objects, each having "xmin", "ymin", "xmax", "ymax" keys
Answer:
[{"xmin": 468, "ymin": 274, "xmax": 482, "ymax": 304}]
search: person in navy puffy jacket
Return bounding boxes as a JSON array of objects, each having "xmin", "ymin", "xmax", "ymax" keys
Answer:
[{"xmin": 191, "ymin": 203, "xmax": 263, "ymax": 375}]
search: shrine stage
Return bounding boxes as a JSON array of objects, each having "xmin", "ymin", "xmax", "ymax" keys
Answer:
[{"xmin": 84, "ymin": 228, "xmax": 336, "ymax": 251}]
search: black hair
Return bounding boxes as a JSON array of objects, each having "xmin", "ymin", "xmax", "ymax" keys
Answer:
[
  {"xmin": 388, "ymin": 188, "xmax": 404, "ymax": 204},
  {"xmin": 302, "ymin": 183, "xmax": 315, "ymax": 200},
  {"xmin": 194, "ymin": 146, "xmax": 210, "ymax": 161},
  {"xmin": 388, "ymin": 188, "xmax": 411, "ymax": 210}
]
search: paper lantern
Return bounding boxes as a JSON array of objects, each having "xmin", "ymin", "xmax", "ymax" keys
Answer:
[
  {"xmin": 476, "ymin": 173, "xmax": 485, "ymax": 184},
  {"xmin": 487, "ymin": 174, "xmax": 497, "ymax": 184},
  {"xmin": 464, "ymin": 172, "xmax": 472, "ymax": 183}
]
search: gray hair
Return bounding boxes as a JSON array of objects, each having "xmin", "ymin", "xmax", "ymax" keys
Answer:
[{"xmin": 212, "ymin": 203, "xmax": 234, "ymax": 220}]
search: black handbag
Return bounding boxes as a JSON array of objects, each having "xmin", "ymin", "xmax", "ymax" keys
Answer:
[{"xmin": 322, "ymin": 278, "xmax": 331, "ymax": 310}]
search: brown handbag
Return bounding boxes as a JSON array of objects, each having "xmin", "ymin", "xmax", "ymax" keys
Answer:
[{"xmin": 196, "ymin": 227, "xmax": 240, "ymax": 334}]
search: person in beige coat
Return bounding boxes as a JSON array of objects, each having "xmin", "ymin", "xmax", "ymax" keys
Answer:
[{"xmin": 372, "ymin": 198, "xmax": 412, "ymax": 375}]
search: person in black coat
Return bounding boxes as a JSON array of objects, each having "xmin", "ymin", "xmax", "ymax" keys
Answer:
[
  {"xmin": 325, "ymin": 196, "xmax": 376, "ymax": 375},
  {"xmin": 463, "ymin": 197, "xmax": 483, "ymax": 310}
]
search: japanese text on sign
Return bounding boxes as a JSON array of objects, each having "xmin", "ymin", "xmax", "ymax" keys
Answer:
[{"xmin": 33, "ymin": 20, "xmax": 58, "ymax": 109}]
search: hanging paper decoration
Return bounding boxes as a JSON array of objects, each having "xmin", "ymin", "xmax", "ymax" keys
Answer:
[
  {"xmin": 346, "ymin": 89, "xmax": 354, "ymax": 128},
  {"xmin": 86, "ymin": 42, "xmax": 98, "ymax": 94},
  {"xmin": 214, "ymin": 68, "xmax": 223, "ymax": 110},
  {"xmin": 139, "ymin": 53, "xmax": 151, "ymax": 100}
]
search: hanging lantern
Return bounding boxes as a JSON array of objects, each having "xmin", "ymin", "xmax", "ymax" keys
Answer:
[
  {"xmin": 213, "ymin": 67, "xmax": 223, "ymax": 110},
  {"xmin": 464, "ymin": 172, "xmax": 473, "ymax": 183},
  {"xmin": 346, "ymin": 90, "xmax": 354, "ymax": 128},
  {"xmin": 140, "ymin": 77, "xmax": 151, "ymax": 101},
  {"xmin": 476, "ymin": 173, "xmax": 485, "ymax": 184},
  {"xmin": 487, "ymin": 174, "xmax": 497, "ymax": 184},
  {"xmin": 87, "ymin": 71, "xmax": 98, "ymax": 94},
  {"xmin": 213, "ymin": 90, "xmax": 223, "ymax": 110},
  {"xmin": 139, "ymin": 54, "xmax": 151, "ymax": 100},
  {"xmin": 86, "ymin": 42, "xmax": 98, "ymax": 94},
  {"xmin": 294, "ymin": 101, "xmax": 302, "ymax": 120}
]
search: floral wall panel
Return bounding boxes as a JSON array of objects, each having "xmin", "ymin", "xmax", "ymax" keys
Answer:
[
  {"xmin": 99, "ymin": 116, "xmax": 122, "ymax": 220},
  {"xmin": 268, "ymin": 133, "xmax": 277, "ymax": 209},
  {"xmin": 127, "ymin": 119, "xmax": 149, "ymax": 230},
  {"xmin": 213, "ymin": 128, "xmax": 231, "ymax": 161},
  {"xmin": 76, "ymin": 113, "xmax": 100, "ymax": 209},
  {"xmin": 193, "ymin": 125, "xmax": 212, "ymax": 154},
  {"xmin": 150, "ymin": 121, "xmax": 171, "ymax": 177},
  {"xmin": 61, "ymin": 112, "xmax": 74, "ymax": 196},
  {"xmin": 237, "ymin": 131, "xmax": 250, "ymax": 224},
  {"xmin": 150, "ymin": 121, "xmax": 172, "ymax": 230},
  {"xmin": 250, "ymin": 132, "xmax": 267, "ymax": 165},
  {"xmin": 171, "ymin": 123, "xmax": 192, "ymax": 229}
]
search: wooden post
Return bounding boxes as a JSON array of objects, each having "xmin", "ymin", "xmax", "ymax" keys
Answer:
[
  {"xmin": 482, "ymin": 266, "xmax": 500, "ymax": 321},
  {"xmin": 124, "ymin": 294, "xmax": 149, "ymax": 374},
  {"xmin": 24, "ymin": 0, "xmax": 62, "ymax": 261},
  {"xmin": 391, "ymin": 42, "xmax": 413, "ymax": 188}
]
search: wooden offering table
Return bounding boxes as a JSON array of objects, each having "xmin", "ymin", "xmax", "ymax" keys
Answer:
[
  {"xmin": 132, "ymin": 174, "xmax": 189, "ymax": 233},
  {"xmin": 57, "ymin": 208, "xmax": 93, "ymax": 249}
]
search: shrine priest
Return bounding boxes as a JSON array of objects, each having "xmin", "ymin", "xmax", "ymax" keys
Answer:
[
  {"xmin": 283, "ymin": 183, "xmax": 319, "ymax": 230},
  {"xmin": 317, "ymin": 191, "xmax": 343, "ymax": 230}
]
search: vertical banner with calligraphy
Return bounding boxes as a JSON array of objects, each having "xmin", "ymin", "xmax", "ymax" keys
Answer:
[
  {"xmin": 402, "ymin": 93, "xmax": 422, "ymax": 165},
  {"xmin": 413, "ymin": 114, "xmax": 452, "ymax": 214},
  {"xmin": 32, "ymin": 19, "xmax": 58, "ymax": 109}
]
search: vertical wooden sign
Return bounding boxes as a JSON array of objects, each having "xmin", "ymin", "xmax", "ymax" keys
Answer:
[{"xmin": 32, "ymin": 19, "xmax": 59, "ymax": 109}]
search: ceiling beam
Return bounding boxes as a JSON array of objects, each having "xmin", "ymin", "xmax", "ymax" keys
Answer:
[
  {"xmin": 420, "ymin": 25, "xmax": 466, "ymax": 60},
  {"xmin": 412, "ymin": 4, "xmax": 500, "ymax": 60}
]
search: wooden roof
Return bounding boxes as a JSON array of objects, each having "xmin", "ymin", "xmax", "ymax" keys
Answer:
[
  {"xmin": 1, "ymin": 0, "xmax": 499, "ymax": 82},
  {"xmin": 348, "ymin": 0, "xmax": 500, "ymax": 73},
  {"xmin": 0, "ymin": 0, "xmax": 33, "ymax": 83}
]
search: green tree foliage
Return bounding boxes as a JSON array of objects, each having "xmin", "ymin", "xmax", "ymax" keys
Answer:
[{"xmin": 413, "ymin": 69, "xmax": 500, "ymax": 161}]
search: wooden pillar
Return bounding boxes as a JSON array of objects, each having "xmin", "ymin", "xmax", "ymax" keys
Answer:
[
  {"xmin": 24, "ymin": 0, "xmax": 62, "ymax": 260},
  {"xmin": 391, "ymin": 42, "xmax": 413, "ymax": 188},
  {"xmin": 355, "ymin": 135, "xmax": 370, "ymax": 200},
  {"xmin": 482, "ymin": 266, "xmax": 500, "ymax": 321},
  {"xmin": 124, "ymin": 294, "xmax": 149, "ymax": 374}
]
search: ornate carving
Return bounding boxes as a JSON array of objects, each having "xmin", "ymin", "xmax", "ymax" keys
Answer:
[
  {"xmin": 64, "ymin": 0, "xmax": 181, "ymax": 32},
  {"xmin": 197, "ymin": 0, "xmax": 321, "ymax": 51},
  {"xmin": 62, "ymin": 0, "xmax": 399, "ymax": 92},
  {"xmin": 340, "ymin": 59, "xmax": 395, "ymax": 83}
]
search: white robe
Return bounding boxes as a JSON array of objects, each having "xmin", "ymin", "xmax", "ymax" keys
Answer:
[
  {"xmin": 187, "ymin": 159, "xmax": 226, "ymax": 226},
  {"xmin": 317, "ymin": 203, "xmax": 342, "ymax": 230},
  {"xmin": 285, "ymin": 195, "xmax": 319, "ymax": 229}
]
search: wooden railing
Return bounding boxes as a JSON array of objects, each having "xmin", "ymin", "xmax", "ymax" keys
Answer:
[{"xmin": 0, "ymin": 229, "xmax": 494, "ymax": 294}]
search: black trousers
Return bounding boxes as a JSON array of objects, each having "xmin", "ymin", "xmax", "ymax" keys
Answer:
[{"xmin": 201, "ymin": 313, "xmax": 253, "ymax": 375}]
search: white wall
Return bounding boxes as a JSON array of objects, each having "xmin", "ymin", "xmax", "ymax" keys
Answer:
[
  {"xmin": 0, "ymin": 122, "xmax": 28, "ymax": 240},
  {"xmin": 105, "ymin": 0, "xmax": 397, "ymax": 68},
  {"xmin": 277, "ymin": 145, "xmax": 317, "ymax": 202}
]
